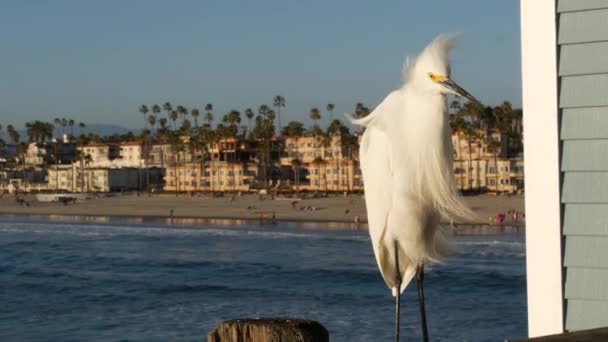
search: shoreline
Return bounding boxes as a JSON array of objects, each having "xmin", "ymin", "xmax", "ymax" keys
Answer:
[{"xmin": 0, "ymin": 193, "xmax": 525, "ymax": 227}]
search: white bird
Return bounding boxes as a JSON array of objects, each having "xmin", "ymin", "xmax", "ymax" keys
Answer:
[{"xmin": 350, "ymin": 34, "xmax": 478, "ymax": 342}]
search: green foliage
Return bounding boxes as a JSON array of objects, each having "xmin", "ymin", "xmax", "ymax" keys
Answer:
[
  {"xmin": 282, "ymin": 121, "xmax": 305, "ymax": 137},
  {"xmin": 25, "ymin": 120, "xmax": 54, "ymax": 144}
]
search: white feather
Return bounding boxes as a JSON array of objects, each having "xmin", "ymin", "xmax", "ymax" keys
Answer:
[{"xmin": 352, "ymin": 33, "xmax": 474, "ymax": 295}]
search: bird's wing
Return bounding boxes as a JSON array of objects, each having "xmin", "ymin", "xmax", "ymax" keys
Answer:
[{"xmin": 359, "ymin": 126, "xmax": 396, "ymax": 288}]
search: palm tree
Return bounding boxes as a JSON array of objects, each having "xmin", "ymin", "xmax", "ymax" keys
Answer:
[
  {"xmin": 152, "ymin": 104, "xmax": 161, "ymax": 124},
  {"xmin": 449, "ymin": 99, "xmax": 461, "ymax": 115},
  {"xmin": 459, "ymin": 101, "xmax": 485, "ymax": 129},
  {"xmin": 53, "ymin": 118, "xmax": 62, "ymax": 137},
  {"xmin": 251, "ymin": 105, "xmax": 275, "ymax": 188},
  {"xmin": 139, "ymin": 105, "xmax": 149, "ymax": 131},
  {"xmin": 204, "ymin": 103, "xmax": 214, "ymax": 128},
  {"xmin": 224, "ymin": 110, "xmax": 241, "ymax": 134},
  {"xmin": 245, "ymin": 108, "xmax": 254, "ymax": 135},
  {"xmin": 147, "ymin": 115, "xmax": 157, "ymax": 135},
  {"xmin": 475, "ymin": 131, "xmax": 484, "ymax": 192},
  {"xmin": 163, "ymin": 102, "xmax": 172, "ymax": 117},
  {"xmin": 273, "ymin": 95, "xmax": 286, "ymax": 134},
  {"xmin": 68, "ymin": 119, "xmax": 75, "ymax": 138},
  {"xmin": 5, "ymin": 125, "xmax": 17, "ymax": 145},
  {"xmin": 463, "ymin": 125, "xmax": 477, "ymax": 192},
  {"xmin": 78, "ymin": 122, "xmax": 85, "ymax": 136},
  {"xmin": 450, "ymin": 114, "xmax": 467, "ymax": 191},
  {"xmin": 284, "ymin": 121, "xmax": 304, "ymax": 189},
  {"xmin": 6, "ymin": 125, "xmax": 22, "ymax": 186},
  {"xmin": 487, "ymin": 138, "xmax": 501, "ymax": 193},
  {"xmin": 176, "ymin": 105, "xmax": 188, "ymax": 124},
  {"xmin": 158, "ymin": 118, "xmax": 168, "ymax": 130},
  {"xmin": 167, "ymin": 131, "xmax": 184, "ymax": 196},
  {"xmin": 191, "ymin": 108, "xmax": 200, "ymax": 128},
  {"xmin": 169, "ymin": 110, "xmax": 179, "ymax": 130},
  {"xmin": 326, "ymin": 103, "xmax": 335, "ymax": 127},
  {"xmin": 61, "ymin": 118, "xmax": 68, "ymax": 137},
  {"xmin": 291, "ymin": 158, "xmax": 301, "ymax": 191},
  {"xmin": 309, "ymin": 107, "xmax": 321, "ymax": 134}
]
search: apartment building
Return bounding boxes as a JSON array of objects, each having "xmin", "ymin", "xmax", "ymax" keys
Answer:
[
  {"xmin": 78, "ymin": 143, "xmax": 120, "ymax": 165},
  {"xmin": 163, "ymin": 161, "xmax": 259, "ymax": 192},
  {"xmin": 47, "ymin": 165, "xmax": 161, "ymax": 192}
]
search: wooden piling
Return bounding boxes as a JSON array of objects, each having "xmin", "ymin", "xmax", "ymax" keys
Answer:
[{"xmin": 207, "ymin": 318, "xmax": 329, "ymax": 342}]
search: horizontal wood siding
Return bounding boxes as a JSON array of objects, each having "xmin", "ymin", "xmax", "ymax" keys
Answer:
[
  {"xmin": 561, "ymin": 107, "xmax": 608, "ymax": 139},
  {"xmin": 560, "ymin": 75, "xmax": 608, "ymax": 108},
  {"xmin": 558, "ymin": 9, "xmax": 608, "ymax": 44},
  {"xmin": 559, "ymin": 3, "xmax": 608, "ymax": 332},
  {"xmin": 566, "ymin": 300, "xmax": 608, "ymax": 331},
  {"xmin": 566, "ymin": 268, "xmax": 608, "ymax": 300},
  {"xmin": 560, "ymin": 42, "xmax": 608, "ymax": 76},
  {"xmin": 562, "ymin": 173, "xmax": 608, "ymax": 203},
  {"xmin": 563, "ymin": 204, "xmax": 608, "ymax": 235},
  {"xmin": 562, "ymin": 141, "xmax": 608, "ymax": 171},
  {"xmin": 558, "ymin": 0, "xmax": 608, "ymax": 13},
  {"xmin": 564, "ymin": 236, "xmax": 608, "ymax": 268}
]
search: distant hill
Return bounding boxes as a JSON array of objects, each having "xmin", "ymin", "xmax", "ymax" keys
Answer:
[{"xmin": 81, "ymin": 123, "xmax": 135, "ymax": 137}]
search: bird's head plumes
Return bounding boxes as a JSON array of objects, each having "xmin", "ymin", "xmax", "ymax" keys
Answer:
[{"xmin": 404, "ymin": 33, "xmax": 479, "ymax": 103}]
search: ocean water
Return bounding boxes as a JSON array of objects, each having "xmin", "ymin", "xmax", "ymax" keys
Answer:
[{"xmin": 0, "ymin": 216, "xmax": 526, "ymax": 342}]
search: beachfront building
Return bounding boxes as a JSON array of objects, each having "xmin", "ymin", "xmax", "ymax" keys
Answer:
[
  {"xmin": 163, "ymin": 161, "xmax": 259, "ymax": 193},
  {"xmin": 47, "ymin": 165, "xmax": 160, "ymax": 192},
  {"xmin": 147, "ymin": 143, "xmax": 175, "ymax": 167},
  {"xmin": 451, "ymin": 129, "xmax": 524, "ymax": 193},
  {"xmin": 279, "ymin": 135, "xmax": 362, "ymax": 192},
  {"xmin": 24, "ymin": 143, "xmax": 46, "ymax": 166},
  {"xmin": 522, "ymin": 0, "xmax": 608, "ymax": 337},
  {"xmin": 118, "ymin": 141, "xmax": 145, "ymax": 168},
  {"xmin": 0, "ymin": 169, "xmax": 48, "ymax": 193},
  {"xmin": 77, "ymin": 143, "xmax": 120, "ymax": 165},
  {"xmin": 453, "ymin": 157, "xmax": 524, "ymax": 194}
]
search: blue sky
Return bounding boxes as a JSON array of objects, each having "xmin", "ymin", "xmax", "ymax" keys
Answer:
[{"xmin": 0, "ymin": 0, "xmax": 521, "ymax": 130}]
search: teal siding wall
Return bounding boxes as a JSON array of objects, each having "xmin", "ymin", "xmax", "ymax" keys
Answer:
[{"xmin": 558, "ymin": 0, "xmax": 608, "ymax": 331}]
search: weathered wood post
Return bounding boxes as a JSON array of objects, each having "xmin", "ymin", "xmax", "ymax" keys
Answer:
[{"xmin": 208, "ymin": 318, "xmax": 329, "ymax": 342}]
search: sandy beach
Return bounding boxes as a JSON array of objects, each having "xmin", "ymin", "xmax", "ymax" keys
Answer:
[{"xmin": 0, "ymin": 192, "xmax": 524, "ymax": 226}]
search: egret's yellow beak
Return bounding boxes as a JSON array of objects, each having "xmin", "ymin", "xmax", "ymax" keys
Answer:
[{"xmin": 428, "ymin": 73, "xmax": 479, "ymax": 104}]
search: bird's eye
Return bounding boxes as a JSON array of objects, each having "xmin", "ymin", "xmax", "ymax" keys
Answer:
[{"xmin": 428, "ymin": 73, "xmax": 446, "ymax": 83}]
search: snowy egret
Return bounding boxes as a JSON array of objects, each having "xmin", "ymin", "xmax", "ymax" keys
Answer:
[{"xmin": 351, "ymin": 34, "xmax": 478, "ymax": 342}]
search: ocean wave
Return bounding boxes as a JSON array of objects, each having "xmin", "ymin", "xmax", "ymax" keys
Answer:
[
  {"xmin": 456, "ymin": 240, "xmax": 525, "ymax": 248},
  {"xmin": 0, "ymin": 221, "xmax": 370, "ymax": 243}
]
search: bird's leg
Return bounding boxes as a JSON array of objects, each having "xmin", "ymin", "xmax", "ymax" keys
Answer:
[
  {"xmin": 416, "ymin": 264, "xmax": 429, "ymax": 342},
  {"xmin": 394, "ymin": 241, "xmax": 402, "ymax": 342}
]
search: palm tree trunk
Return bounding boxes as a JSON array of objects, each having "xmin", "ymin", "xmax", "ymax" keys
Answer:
[
  {"xmin": 176, "ymin": 153, "xmax": 180, "ymax": 197},
  {"xmin": 494, "ymin": 152, "xmax": 499, "ymax": 193},
  {"xmin": 467, "ymin": 139, "xmax": 473, "ymax": 192}
]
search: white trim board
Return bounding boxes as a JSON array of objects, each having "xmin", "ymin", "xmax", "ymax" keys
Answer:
[{"xmin": 521, "ymin": 0, "xmax": 564, "ymax": 337}]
